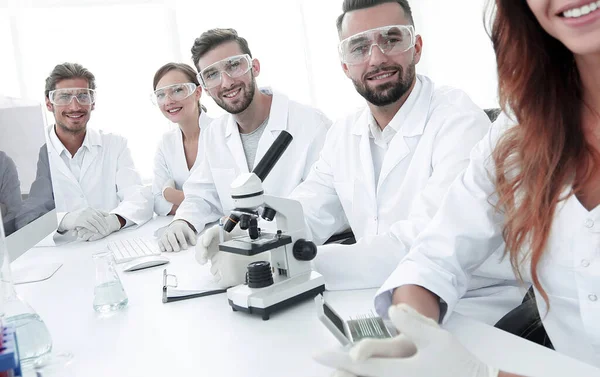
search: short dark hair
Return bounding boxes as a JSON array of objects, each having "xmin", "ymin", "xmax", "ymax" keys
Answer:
[
  {"xmin": 44, "ymin": 62, "xmax": 96, "ymax": 98},
  {"xmin": 336, "ymin": 0, "xmax": 414, "ymax": 35},
  {"xmin": 190, "ymin": 28, "xmax": 252, "ymax": 71}
]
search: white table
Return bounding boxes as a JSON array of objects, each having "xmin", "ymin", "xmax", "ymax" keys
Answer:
[{"xmin": 11, "ymin": 218, "xmax": 600, "ymax": 377}]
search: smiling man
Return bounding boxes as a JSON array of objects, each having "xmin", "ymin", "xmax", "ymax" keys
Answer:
[
  {"xmin": 44, "ymin": 63, "xmax": 152, "ymax": 242},
  {"xmin": 192, "ymin": 0, "xmax": 522, "ymax": 326},
  {"xmin": 284, "ymin": 0, "xmax": 522, "ymax": 324},
  {"xmin": 157, "ymin": 29, "xmax": 331, "ymax": 256}
]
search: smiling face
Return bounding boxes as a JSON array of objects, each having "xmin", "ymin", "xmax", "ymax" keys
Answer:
[
  {"xmin": 527, "ymin": 0, "xmax": 600, "ymax": 55},
  {"xmin": 45, "ymin": 77, "xmax": 94, "ymax": 135},
  {"xmin": 155, "ymin": 69, "xmax": 202, "ymax": 124},
  {"xmin": 339, "ymin": 2, "xmax": 422, "ymax": 107},
  {"xmin": 197, "ymin": 41, "xmax": 259, "ymax": 114}
]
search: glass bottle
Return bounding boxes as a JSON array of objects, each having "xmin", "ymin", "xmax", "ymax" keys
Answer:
[
  {"xmin": 92, "ymin": 251, "xmax": 128, "ymax": 313},
  {"xmin": 0, "ymin": 219, "xmax": 52, "ymax": 364}
]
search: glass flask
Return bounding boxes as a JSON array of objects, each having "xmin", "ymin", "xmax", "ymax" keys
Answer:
[
  {"xmin": 0, "ymin": 219, "xmax": 52, "ymax": 364},
  {"xmin": 92, "ymin": 251, "xmax": 128, "ymax": 313}
]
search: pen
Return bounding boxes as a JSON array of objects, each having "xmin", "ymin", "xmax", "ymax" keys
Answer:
[{"xmin": 162, "ymin": 287, "xmax": 228, "ymax": 303}]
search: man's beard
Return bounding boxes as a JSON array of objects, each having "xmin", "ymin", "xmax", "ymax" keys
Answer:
[
  {"xmin": 214, "ymin": 74, "xmax": 256, "ymax": 114},
  {"xmin": 352, "ymin": 62, "xmax": 416, "ymax": 107}
]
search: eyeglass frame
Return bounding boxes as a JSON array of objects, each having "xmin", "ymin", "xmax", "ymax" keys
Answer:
[
  {"xmin": 150, "ymin": 82, "xmax": 198, "ymax": 106},
  {"xmin": 338, "ymin": 24, "xmax": 416, "ymax": 65},
  {"xmin": 196, "ymin": 54, "xmax": 253, "ymax": 90},
  {"xmin": 48, "ymin": 87, "xmax": 97, "ymax": 106}
]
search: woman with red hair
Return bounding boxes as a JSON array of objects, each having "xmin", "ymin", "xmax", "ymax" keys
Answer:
[{"xmin": 316, "ymin": 0, "xmax": 600, "ymax": 375}]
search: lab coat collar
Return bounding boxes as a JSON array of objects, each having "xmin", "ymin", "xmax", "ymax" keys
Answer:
[
  {"xmin": 199, "ymin": 110, "xmax": 212, "ymax": 130},
  {"xmin": 351, "ymin": 75, "xmax": 428, "ymax": 138},
  {"xmin": 48, "ymin": 124, "xmax": 101, "ymax": 157},
  {"xmin": 224, "ymin": 87, "xmax": 288, "ymax": 138}
]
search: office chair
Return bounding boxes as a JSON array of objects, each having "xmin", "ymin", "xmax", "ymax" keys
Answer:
[{"xmin": 494, "ymin": 287, "xmax": 554, "ymax": 350}]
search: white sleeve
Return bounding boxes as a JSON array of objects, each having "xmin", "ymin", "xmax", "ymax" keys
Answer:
[
  {"xmin": 290, "ymin": 123, "xmax": 350, "ymax": 245},
  {"xmin": 111, "ymin": 139, "xmax": 153, "ymax": 226},
  {"xmin": 374, "ymin": 120, "xmax": 509, "ymax": 320},
  {"xmin": 174, "ymin": 135, "xmax": 223, "ymax": 233},
  {"xmin": 301, "ymin": 112, "xmax": 331, "ymax": 181},
  {"xmin": 314, "ymin": 108, "xmax": 491, "ymax": 291},
  {"xmin": 152, "ymin": 141, "xmax": 174, "ymax": 216}
]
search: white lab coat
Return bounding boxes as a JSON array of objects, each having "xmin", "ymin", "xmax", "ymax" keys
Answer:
[
  {"xmin": 152, "ymin": 111, "xmax": 214, "ymax": 216},
  {"xmin": 46, "ymin": 125, "xmax": 153, "ymax": 227},
  {"xmin": 174, "ymin": 89, "xmax": 331, "ymax": 233},
  {"xmin": 291, "ymin": 76, "xmax": 523, "ymax": 325},
  {"xmin": 375, "ymin": 112, "xmax": 600, "ymax": 366}
]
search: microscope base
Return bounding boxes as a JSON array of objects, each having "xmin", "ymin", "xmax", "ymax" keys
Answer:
[{"xmin": 227, "ymin": 271, "xmax": 325, "ymax": 320}]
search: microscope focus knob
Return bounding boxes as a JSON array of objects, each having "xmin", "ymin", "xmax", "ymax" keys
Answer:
[{"xmin": 293, "ymin": 239, "xmax": 317, "ymax": 261}]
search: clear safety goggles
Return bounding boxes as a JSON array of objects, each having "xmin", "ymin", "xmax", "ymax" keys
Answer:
[
  {"xmin": 48, "ymin": 88, "xmax": 96, "ymax": 106},
  {"xmin": 151, "ymin": 82, "xmax": 197, "ymax": 106},
  {"xmin": 197, "ymin": 54, "xmax": 252, "ymax": 90},
  {"xmin": 338, "ymin": 25, "xmax": 416, "ymax": 65}
]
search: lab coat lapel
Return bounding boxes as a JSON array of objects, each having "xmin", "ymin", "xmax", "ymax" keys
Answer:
[
  {"xmin": 254, "ymin": 90, "xmax": 288, "ymax": 169},
  {"xmin": 377, "ymin": 79, "xmax": 432, "ymax": 190},
  {"xmin": 354, "ymin": 111, "xmax": 377, "ymax": 204},
  {"xmin": 225, "ymin": 115, "xmax": 249, "ymax": 174},
  {"xmin": 79, "ymin": 130, "xmax": 101, "ymax": 180},
  {"xmin": 46, "ymin": 125, "xmax": 78, "ymax": 184},
  {"xmin": 377, "ymin": 133, "xmax": 410, "ymax": 191}
]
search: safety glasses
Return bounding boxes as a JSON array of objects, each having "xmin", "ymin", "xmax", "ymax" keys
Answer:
[
  {"xmin": 196, "ymin": 54, "xmax": 252, "ymax": 90},
  {"xmin": 338, "ymin": 25, "xmax": 415, "ymax": 65},
  {"xmin": 151, "ymin": 83, "xmax": 197, "ymax": 106},
  {"xmin": 48, "ymin": 88, "xmax": 96, "ymax": 106}
]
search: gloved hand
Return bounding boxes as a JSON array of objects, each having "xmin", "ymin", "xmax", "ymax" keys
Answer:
[
  {"xmin": 58, "ymin": 207, "xmax": 110, "ymax": 235},
  {"xmin": 75, "ymin": 212, "xmax": 122, "ymax": 242},
  {"xmin": 195, "ymin": 223, "xmax": 245, "ymax": 265},
  {"xmin": 158, "ymin": 220, "xmax": 196, "ymax": 252},
  {"xmin": 162, "ymin": 178, "xmax": 176, "ymax": 196},
  {"xmin": 314, "ymin": 304, "xmax": 499, "ymax": 377}
]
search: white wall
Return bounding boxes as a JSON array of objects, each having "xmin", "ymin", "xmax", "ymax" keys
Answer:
[{"xmin": 0, "ymin": 0, "xmax": 498, "ymax": 180}]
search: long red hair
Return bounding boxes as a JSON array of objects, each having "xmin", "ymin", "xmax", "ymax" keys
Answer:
[{"xmin": 489, "ymin": 1, "xmax": 593, "ymax": 305}]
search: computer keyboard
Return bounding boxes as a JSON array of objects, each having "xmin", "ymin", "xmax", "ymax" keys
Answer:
[{"xmin": 107, "ymin": 237, "xmax": 161, "ymax": 264}]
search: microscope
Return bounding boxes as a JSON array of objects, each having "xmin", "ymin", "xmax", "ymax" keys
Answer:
[{"xmin": 219, "ymin": 131, "xmax": 325, "ymax": 320}]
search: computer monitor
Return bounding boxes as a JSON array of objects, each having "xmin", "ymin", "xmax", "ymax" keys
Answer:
[{"xmin": 0, "ymin": 96, "xmax": 57, "ymax": 261}]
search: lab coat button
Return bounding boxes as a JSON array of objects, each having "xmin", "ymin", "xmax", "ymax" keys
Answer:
[
  {"xmin": 581, "ymin": 259, "xmax": 590, "ymax": 268},
  {"xmin": 585, "ymin": 219, "xmax": 594, "ymax": 228},
  {"xmin": 589, "ymin": 294, "xmax": 598, "ymax": 302}
]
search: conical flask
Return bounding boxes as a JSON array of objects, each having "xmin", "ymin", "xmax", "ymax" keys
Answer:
[{"xmin": 0, "ymin": 217, "xmax": 52, "ymax": 363}]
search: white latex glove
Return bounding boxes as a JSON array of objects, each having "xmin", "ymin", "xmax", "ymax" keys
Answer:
[
  {"xmin": 162, "ymin": 178, "xmax": 176, "ymax": 196},
  {"xmin": 75, "ymin": 213, "xmax": 122, "ymax": 242},
  {"xmin": 209, "ymin": 247, "xmax": 269, "ymax": 288},
  {"xmin": 314, "ymin": 304, "xmax": 499, "ymax": 377},
  {"xmin": 58, "ymin": 207, "xmax": 110, "ymax": 234},
  {"xmin": 195, "ymin": 223, "xmax": 245, "ymax": 265},
  {"xmin": 158, "ymin": 220, "xmax": 197, "ymax": 252}
]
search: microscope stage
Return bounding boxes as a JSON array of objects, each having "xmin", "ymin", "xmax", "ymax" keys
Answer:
[{"xmin": 219, "ymin": 233, "xmax": 292, "ymax": 256}]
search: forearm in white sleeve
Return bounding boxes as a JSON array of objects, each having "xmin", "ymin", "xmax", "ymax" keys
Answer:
[
  {"xmin": 374, "ymin": 120, "xmax": 510, "ymax": 321},
  {"xmin": 152, "ymin": 143, "xmax": 175, "ymax": 216},
  {"xmin": 290, "ymin": 126, "xmax": 350, "ymax": 245},
  {"xmin": 173, "ymin": 152, "xmax": 223, "ymax": 234}
]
